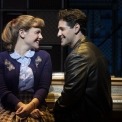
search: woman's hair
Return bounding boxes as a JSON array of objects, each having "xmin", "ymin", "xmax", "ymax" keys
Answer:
[
  {"xmin": 58, "ymin": 9, "xmax": 87, "ymax": 35},
  {"xmin": 1, "ymin": 15, "xmax": 45, "ymax": 51}
]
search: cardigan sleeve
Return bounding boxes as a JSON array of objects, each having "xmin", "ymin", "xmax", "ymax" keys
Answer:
[
  {"xmin": 0, "ymin": 52, "xmax": 20, "ymax": 108},
  {"xmin": 33, "ymin": 50, "xmax": 52, "ymax": 103}
]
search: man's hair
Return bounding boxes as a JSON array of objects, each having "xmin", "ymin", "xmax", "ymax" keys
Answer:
[{"xmin": 58, "ymin": 9, "xmax": 87, "ymax": 35}]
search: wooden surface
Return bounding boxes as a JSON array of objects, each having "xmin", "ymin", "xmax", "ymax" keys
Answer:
[{"xmin": 46, "ymin": 73, "xmax": 122, "ymax": 112}]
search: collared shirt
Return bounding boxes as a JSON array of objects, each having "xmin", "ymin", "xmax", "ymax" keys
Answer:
[{"xmin": 10, "ymin": 50, "xmax": 35, "ymax": 92}]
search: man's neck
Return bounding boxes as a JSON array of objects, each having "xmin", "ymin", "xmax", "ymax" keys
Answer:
[{"xmin": 71, "ymin": 34, "xmax": 85, "ymax": 48}]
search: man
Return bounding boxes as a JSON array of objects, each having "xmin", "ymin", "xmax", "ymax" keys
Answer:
[{"xmin": 53, "ymin": 9, "xmax": 112, "ymax": 122}]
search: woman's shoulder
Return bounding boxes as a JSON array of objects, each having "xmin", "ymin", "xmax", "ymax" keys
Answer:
[
  {"xmin": 35, "ymin": 50, "xmax": 50, "ymax": 58},
  {"xmin": 0, "ymin": 51, "xmax": 10, "ymax": 63},
  {"xmin": 0, "ymin": 51, "xmax": 9, "ymax": 57}
]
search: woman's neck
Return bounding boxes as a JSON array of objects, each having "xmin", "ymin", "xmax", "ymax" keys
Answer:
[{"xmin": 15, "ymin": 41, "xmax": 30, "ymax": 56}]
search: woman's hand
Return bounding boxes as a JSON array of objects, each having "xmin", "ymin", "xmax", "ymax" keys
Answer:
[
  {"xmin": 30, "ymin": 109, "xmax": 44, "ymax": 119},
  {"xmin": 15, "ymin": 98, "xmax": 39, "ymax": 118},
  {"xmin": 16, "ymin": 102, "xmax": 34, "ymax": 118}
]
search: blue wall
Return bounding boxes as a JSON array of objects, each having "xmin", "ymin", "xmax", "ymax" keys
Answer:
[{"xmin": 67, "ymin": 0, "xmax": 122, "ymax": 76}]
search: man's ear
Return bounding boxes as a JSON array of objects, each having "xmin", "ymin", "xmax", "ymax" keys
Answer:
[
  {"xmin": 74, "ymin": 23, "xmax": 80, "ymax": 34},
  {"xmin": 19, "ymin": 29, "xmax": 26, "ymax": 39}
]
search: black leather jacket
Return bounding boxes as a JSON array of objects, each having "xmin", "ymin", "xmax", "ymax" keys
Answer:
[{"xmin": 54, "ymin": 38, "xmax": 112, "ymax": 122}]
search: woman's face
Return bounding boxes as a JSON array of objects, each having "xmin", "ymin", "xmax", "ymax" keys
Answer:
[{"xmin": 23, "ymin": 27, "xmax": 43, "ymax": 49}]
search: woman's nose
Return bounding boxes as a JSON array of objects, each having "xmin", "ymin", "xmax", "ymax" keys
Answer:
[{"xmin": 39, "ymin": 33, "xmax": 43, "ymax": 39}]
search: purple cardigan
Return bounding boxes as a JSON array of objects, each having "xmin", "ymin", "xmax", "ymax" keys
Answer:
[{"xmin": 0, "ymin": 50, "xmax": 52, "ymax": 109}]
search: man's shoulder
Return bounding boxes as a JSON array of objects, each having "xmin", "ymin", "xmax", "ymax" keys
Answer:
[{"xmin": 72, "ymin": 42, "xmax": 90, "ymax": 57}]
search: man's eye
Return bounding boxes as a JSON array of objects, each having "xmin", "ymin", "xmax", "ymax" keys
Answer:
[
  {"xmin": 35, "ymin": 31, "xmax": 40, "ymax": 34},
  {"xmin": 60, "ymin": 28, "xmax": 64, "ymax": 31}
]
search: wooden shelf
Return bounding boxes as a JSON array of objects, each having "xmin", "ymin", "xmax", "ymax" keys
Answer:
[{"xmin": 47, "ymin": 73, "xmax": 122, "ymax": 112}]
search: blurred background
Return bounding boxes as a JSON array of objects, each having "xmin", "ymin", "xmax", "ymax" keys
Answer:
[{"xmin": 0, "ymin": 0, "xmax": 122, "ymax": 77}]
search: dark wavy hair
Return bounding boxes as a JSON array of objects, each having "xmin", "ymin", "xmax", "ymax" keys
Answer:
[{"xmin": 58, "ymin": 9, "xmax": 87, "ymax": 35}]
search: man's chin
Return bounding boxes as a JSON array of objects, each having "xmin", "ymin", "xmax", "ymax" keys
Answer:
[{"xmin": 61, "ymin": 43, "xmax": 69, "ymax": 47}]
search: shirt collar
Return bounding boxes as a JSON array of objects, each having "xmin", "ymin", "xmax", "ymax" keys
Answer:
[{"xmin": 10, "ymin": 50, "xmax": 35, "ymax": 59}]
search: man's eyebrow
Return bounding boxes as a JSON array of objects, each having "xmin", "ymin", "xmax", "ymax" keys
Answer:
[{"xmin": 58, "ymin": 27, "xmax": 64, "ymax": 29}]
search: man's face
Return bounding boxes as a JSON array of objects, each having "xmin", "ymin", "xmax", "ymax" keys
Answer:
[{"xmin": 57, "ymin": 20, "xmax": 75, "ymax": 47}]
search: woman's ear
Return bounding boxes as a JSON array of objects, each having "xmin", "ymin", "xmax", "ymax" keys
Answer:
[
  {"xmin": 74, "ymin": 23, "xmax": 80, "ymax": 34},
  {"xmin": 19, "ymin": 29, "xmax": 26, "ymax": 39}
]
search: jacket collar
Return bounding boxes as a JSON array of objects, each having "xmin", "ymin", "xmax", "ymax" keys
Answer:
[{"xmin": 73, "ymin": 36, "xmax": 87, "ymax": 49}]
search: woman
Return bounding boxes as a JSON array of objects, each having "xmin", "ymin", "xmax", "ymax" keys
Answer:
[{"xmin": 0, "ymin": 15, "xmax": 54, "ymax": 122}]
